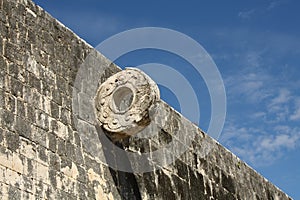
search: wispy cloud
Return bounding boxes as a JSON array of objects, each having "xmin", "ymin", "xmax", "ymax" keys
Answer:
[
  {"xmin": 215, "ymin": 25, "xmax": 300, "ymax": 168},
  {"xmin": 225, "ymin": 70, "xmax": 271, "ymax": 103},
  {"xmin": 259, "ymin": 132, "xmax": 299, "ymax": 151},
  {"xmin": 252, "ymin": 111, "xmax": 267, "ymax": 119},
  {"xmin": 269, "ymin": 89, "xmax": 291, "ymax": 106},
  {"xmin": 290, "ymin": 98, "xmax": 300, "ymax": 121},
  {"xmin": 221, "ymin": 81, "xmax": 300, "ymax": 166},
  {"xmin": 238, "ymin": 0, "xmax": 290, "ymax": 20},
  {"xmin": 265, "ymin": 89, "xmax": 292, "ymax": 122},
  {"xmin": 221, "ymin": 123, "xmax": 300, "ymax": 166},
  {"xmin": 245, "ymin": 51, "xmax": 263, "ymax": 68},
  {"xmin": 214, "ymin": 28, "xmax": 300, "ymax": 107},
  {"xmin": 223, "ymin": 73, "xmax": 300, "ymax": 167},
  {"xmin": 267, "ymin": 0, "xmax": 289, "ymax": 11},
  {"xmin": 238, "ymin": 9, "xmax": 256, "ymax": 20},
  {"xmin": 290, "ymin": 110, "xmax": 300, "ymax": 121}
]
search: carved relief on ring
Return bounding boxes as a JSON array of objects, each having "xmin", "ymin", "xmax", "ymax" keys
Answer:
[{"xmin": 95, "ymin": 68, "xmax": 160, "ymax": 137}]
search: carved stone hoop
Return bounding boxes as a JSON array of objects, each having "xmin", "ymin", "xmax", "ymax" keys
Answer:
[{"xmin": 95, "ymin": 68, "xmax": 160, "ymax": 138}]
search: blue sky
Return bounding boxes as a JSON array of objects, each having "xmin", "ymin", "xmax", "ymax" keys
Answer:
[{"xmin": 33, "ymin": 0, "xmax": 300, "ymax": 198}]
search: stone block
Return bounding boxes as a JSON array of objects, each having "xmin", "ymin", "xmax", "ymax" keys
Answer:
[
  {"xmin": 8, "ymin": 186, "xmax": 22, "ymax": 200},
  {"xmin": 15, "ymin": 116, "xmax": 31, "ymax": 139},
  {"xmin": 52, "ymin": 88, "xmax": 62, "ymax": 106},
  {"xmin": 47, "ymin": 131, "xmax": 57, "ymax": 153},
  {"xmin": 78, "ymin": 92, "xmax": 95, "ymax": 124},
  {"xmin": 0, "ymin": 108, "xmax": 15, "ymax": 131},
  {"xmin": 0, "ymin": 37, "xmax": 2, "ymax": 55},
  {"xmin": 55, "ymin": 120, "xmax": 68, "ymax": 139},
  {"xmin": 0, "ymin": 128, "xmax": 4, "ymax": 145},
  {"xmin": 19, "ymin": 137, "xmax": 36, "ymax": 160},
  {"xmin": 28, "ymin": 72, "xmax": 41, "ymax": 93},
  {"xmin": 36, "ymin": 161, "xmax": 49, "ymax": 183},
  {"xmin": 4, "ymin": 41, "xmax": 19, "ymax": 62},
  {"xmin": 0, "ymin": 69, "xmax": 5, "ymax": 90},
  {"xmin": 37, "ymin": 145, "xmax": 48, "ymax": 164},
  {"xmin": 16, "ymin": 99, "xmax": 26, "ymax": 119},
  {"xmin": 48, "ymin": 151, "xmax": 60, "ymax": 171},
  {"xmin": 5, "ymin": 130, "xmax": 19, "ymax": 152},
  {"xmin": 50, "ymin": 101, "xmax": 59, "ymax": 119},
  {"xmin": 56, "ymin": 137, "xmax": 66, "ymax": 156},
  {"xmin": 4, "ymin": 92, "xmax": 16, "ymax": 114},
  {"xmin": 12, "ymin": 152, "xmax": 23, "ymax": 173},
  {"xmin": 8, "ymin": 63, "xmax": 19, "ymax": 80},
  {"xmin": 23, "ymin": 158, "xmax": 36, "ymax": 178},
  {"xmin": 60, "ymin": 107, "xmax": 70, "ymax": 125},
  {"xmin": 0, "ymin": 90, "xmax": 4, "ymax": 110},
  {"xmin": 31, "ymin": 126, "xmax": 46, "ymax": 148},
  {"xmin": 35, "ymin": 109, "xmax": 49, "ymax": 131}
]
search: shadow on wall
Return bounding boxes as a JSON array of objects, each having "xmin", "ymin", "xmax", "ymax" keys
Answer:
[{"xmin": 96, "ymin": 125, "xmax": 142, "ymax": 200}]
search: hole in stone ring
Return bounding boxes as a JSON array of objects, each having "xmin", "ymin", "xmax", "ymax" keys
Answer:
[{"xmin": 112, "ymin": 86, "xmax": 134, "ymax": 113}]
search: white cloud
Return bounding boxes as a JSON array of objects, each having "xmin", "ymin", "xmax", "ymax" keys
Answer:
[
  {"xmin": 266, "ymin": 96, "xmax": 300, "ymax": 122},
  {"xmin": 220, "ymin": 123, "xmax": 255, "ymax": 143},
  {"xmin": 290, "ymin": 109, "xmax": 300, "ymax": 120},
  {"xmin": 245, "ymin": 51, "xmax": 263, "ymax": 68},
  {"xmin": 262, "ymin": 89, "xmax": 292, "ymax": 123},
  {"xmin": 252, "ymin": 112, "xmax": 266, "ymax": 119},
  {"xmin": 267, "ymin": 0, "xmax": 289, "ymax": 11},
  {"xmin": 238, "ymin": 0, "xmax": 290, "ymax": 20},
  {"xmin": 269, "ymin": 89, "xmax": 291, "ymax": 106},
  {"xmin": 238, "ymin": 9, "xmax": 256, "ymax": 19},
  {"xmin": 221, "ymin": 123, "xmax": 300, "ymax": 167},
  {"xmin": 259, "ymin": 133, "xmax": 299, "ymax": 151},
  {"xmin": 222, "ymin": 73, "xmax": 300, "ymax": 166},
  {"xmin": 290, "ymin": 98, "xmax": 300, "ymax": 121},
  {"xmin": 225, "ymin": 70, "xmax": 272, "ymax": 104},
  {"xmin": 274, "ymin": 125, "xmax": 291, "ymax": 132}
]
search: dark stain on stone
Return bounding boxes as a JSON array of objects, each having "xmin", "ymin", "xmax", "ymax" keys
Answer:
[
  {"xmin": 171, "ymin": 174, "xmax": 190, "ymax": 199},
  {"xmin": 142, "ymin": 172, "xmax": 158, "ymax": 197},
  {"xmin": 156, "ymin": 170, "xmax": 176, "ymax": 200},
  {"xmin": 5, "ymin": 131, "xmax": 19, "ymax": 152},
  {"xmin": 222, "ymin": 171, "xmax": 236, "ymax": 194},
  {"xmin": 8, "ymin": 186, "xmax": 21, "ymax": 200},
  {"xmin": 188, "ymin": 166, "xmax": 206, "ymax": 200},
  {"xmin": 267, "ymin": 189, "xmax": 274, "ymax": 200},
  {"xmin": 158, "ymin": 129, "xmax": 172, "ymax": 145},
  {"xmin": 175, "ymin": 159, "xmax": 189, "ymax": 180},
  {"xmin": 38, "ymin": 145, "xmax": 47, "ymax": 162}
]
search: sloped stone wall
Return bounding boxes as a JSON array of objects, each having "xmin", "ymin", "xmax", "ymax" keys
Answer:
[
  {"xmin": 0, "ymin": 0, "xmax": 121, "ymax": 198},
  {"xmin": 0, "ymin": 0, "xmax": 292, "ymax": 199}
]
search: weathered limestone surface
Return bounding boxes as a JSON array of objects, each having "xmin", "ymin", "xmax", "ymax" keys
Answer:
[{"xmin": 0, "ymin": 0, "xmax": 292, "ymax": 199}]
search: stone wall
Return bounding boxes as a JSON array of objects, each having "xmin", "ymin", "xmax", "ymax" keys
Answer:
[{"xmin": 0, "ymin": 0, "xmax": 292, "ymax": 199}]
